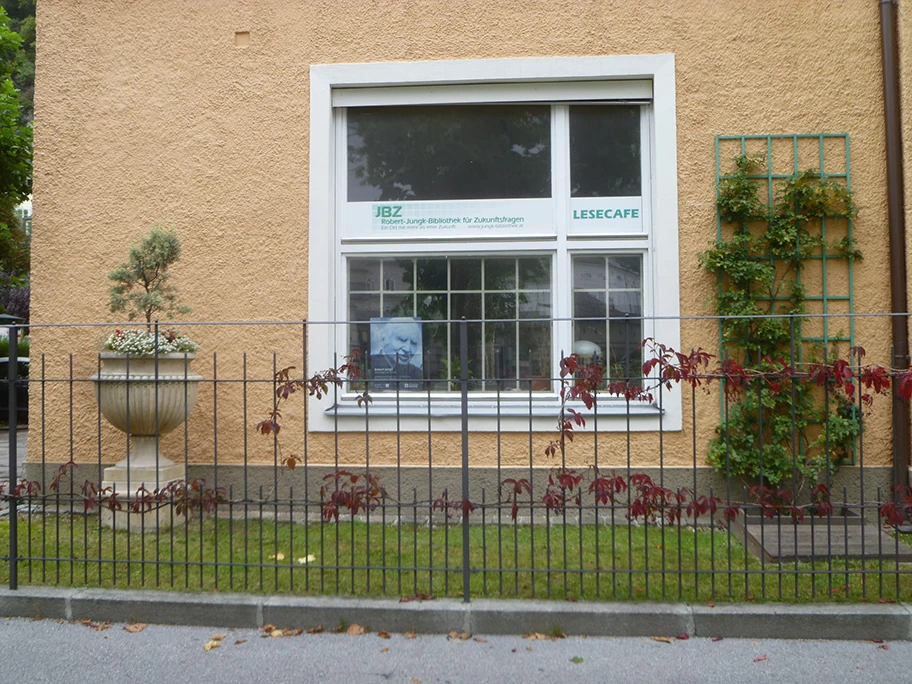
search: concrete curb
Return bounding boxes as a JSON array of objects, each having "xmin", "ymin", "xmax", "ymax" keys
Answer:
[{"xmin": 1, "ymin": 586, "xmax": 910, "ymax": 640}]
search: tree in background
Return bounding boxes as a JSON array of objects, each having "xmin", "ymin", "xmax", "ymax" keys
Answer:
[
  {"xmin": 0, "ymin": 3, "xmax": 32, "ymax": 321},
  {"xmin": 1, "ymin": 0, "xmax": 33, "ymax": 122}
]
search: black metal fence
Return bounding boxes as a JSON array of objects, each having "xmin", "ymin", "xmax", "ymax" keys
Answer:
[{"xmin": 2, "ymin": 315, "xmax": 912, "ymax": 602}]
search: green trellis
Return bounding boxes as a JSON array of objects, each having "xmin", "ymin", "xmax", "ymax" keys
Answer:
[{"xmin": 714, "ymin": 133, "xmax": 857, "ymax": 464}]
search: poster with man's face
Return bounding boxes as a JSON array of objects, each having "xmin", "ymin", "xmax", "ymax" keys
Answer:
[{"xmin": 370, "ymin": 317, "xmax": 423, "ymax": 390}]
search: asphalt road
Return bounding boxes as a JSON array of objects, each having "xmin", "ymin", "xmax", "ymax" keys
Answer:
[{"xmin": 2, "ymin": 616, "xmax": 911, "ymax": 684}]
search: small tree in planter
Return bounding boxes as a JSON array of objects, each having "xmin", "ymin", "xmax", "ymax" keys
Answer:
[
  {"xmin": 108, "ymin": 226, "xmax": 190, "ymax": 328},
  {"xmin": 93, "ymin": 226, "xmax": 202, "ymax": 528}
]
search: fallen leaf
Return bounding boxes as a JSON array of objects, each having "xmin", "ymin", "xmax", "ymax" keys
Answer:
[
  {"xmin": 268, "ymin": 552, "xmax": 285, "ymax": 561},
  {"xmin": 403, "ymin": 631, "xmax": 417, "ymax": 639},
  {"xmin": 307, "ymin": 625, "xmax": 324, "ymax": 634},
  {"xmin": 523, "ymin": 632, "xmax": 548, "ymax": 641},
  {"xmin": 525, "ymin": 647, "xmax": 533, "ymax": 652},
  {"xmin": 411, "ymin": 679, "xmax": 422, "ymax": 684},
  {"xmin": 347, "ymin": 623, "xmax": 366, "ymax": 636},
  {"xmin": 651, "ymin": 636, "xmax": 672, "ymax": 643},
  {"xmin": 288, "ymin": 628, "xmax": 304, "ymax": 636},
  {"xmin": 570, "ymin": 656, "xmax": 584, "ymax": 664},
  {"xmin": 872, "ymin": 639, "xmax": 884, "ymax": 644},
  {"xmin": 123, "ymin": 623, "xmax": 147, "ymax": 633},
  {"xmin": 473, "ymin": 637, "xmax": 487, "ymax": 643},
  {"xmin": 448, "ymin": 631, "xmax": 471, "ymax": 641},
  {"xmin": 210, "ymin": 633, "xmax": 226, "ymax": 641},
  {"xmin": 753, "ymin": 655, "xmax": 767, "ymax": 662},
  {"xmin": 297, "ymin": 554, "xmax": 316, "ymax": 565},
  {"xmin": 676, "ymin": 633, "xmax": 689, "ymax": 640},
  {"xmin": 378, "ymin": 630, "xmax": 391, "ymax": 639},
  {"xmin": 234, "ymin": 639, "xmax": 247, "ymax": 645},
  {"xmin": 707, "ymin": 601, "xmax": 715, "ymax": 608},
  {"xmin": 261, "ymin": 624, "xmax": 276, "ymax": 634},
  {"xmin": 380, "ymin": 647, "xmax": 389, "ymax": 653},
  {"xmin": 270, "ymin": 629, "xmax": 285, "ymax": 638},
  {"xmin": 204, "ymin": 640, "xmax": 221, "ymax": 652},
  {"xmin": 712, "ymin": 636, "xmax": 724, "ymax": 642},
  {"xmin": 879, "ymin": 644, "xmax": 889, "ymax": 651}
]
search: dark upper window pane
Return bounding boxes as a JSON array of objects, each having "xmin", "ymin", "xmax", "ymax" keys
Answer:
[
  {"xmin": 484, "ymin": 259, "xmax": 515, "ymax": 290},
  {"xmin": 349, "ymin": 260, "xmax": 381, "ymax": 291},
  {"xmin": 415, "ymin": 259, "xmax": 448, "ymax": 291},
  {"xmin": 570, "ymin": 105, "xmax": 641, "ymax": 197},
  {"xmin": 518, "ymin": 257, "xmax": 551, "ymax": 289},
  {"xmin": 348, "ymin": 105, "xmax": 551, "ymax": 202},
  {"xmin": 450, "ymin": 259, "xmax": 481, "ymax": 291}
]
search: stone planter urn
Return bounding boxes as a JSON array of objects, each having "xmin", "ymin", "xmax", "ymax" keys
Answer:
[{"xmin": 92, "ymin": 352, "xmax": 202, "ymax": 501}]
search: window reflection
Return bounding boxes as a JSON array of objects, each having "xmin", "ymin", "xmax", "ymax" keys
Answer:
[
  {"xmin": 349, "ymin": 256, "xmax": 551, "ymax": 391},
  {"xmin": 348, "ymin": 105, "xmax": 551, "ymax": 202}
]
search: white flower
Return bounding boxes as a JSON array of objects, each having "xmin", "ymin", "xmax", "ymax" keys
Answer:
[{"xmin": 103, "ymin": 328, "xmax": 199, "ymax": 356}]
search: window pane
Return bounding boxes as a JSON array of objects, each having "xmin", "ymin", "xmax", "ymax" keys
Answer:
[
  {"xmin": 383, "ymin": 294, "xmax": 413, "ymax": 317},
  {"xmin": 349, "ymin": 256, "xmax": 553, "ymax": 391},
  {"xmin": 485, "ymin": 293, "xmax": 516, "ymax": 321},
  {"xmin": 573, "ymin": 291, "xmax": 607, "ymax": 363},
  {"xmin": 607, "ymin": 255, "xmax": 642, "ymax": 290},
  {"xmin": 349, "ymin": 293, "xmax": 380, "ymax": 356},
  {"xmin": 348, "ymin": 105, "xmax": 551, "ymax": 201},
  {"xmin": 382, "ymin": 259, "xmax": 412, "ymax": 291},
  {"xmin": 349, "ymin": 260, "xmax": 381, "ymax": 291},
  {"xmin": 486, "ymin": 321, "xmax": 517, "ymax": 384},
  {"xmin": 518, "ymin": 257, "xmax": 550, "ymax": 289},
  {"xmin": 519, "ymin": 321, "xmax": 552, "ymax": 389},
  {"xmin": 423, "ymin": 321, "xmax": 449, "ymax": 391},
  {"xmin": 573, "ymin": 256, "xmax": 605, "ymax": 290},
  {"xmin": 350, "ymin": 293, "xmax": 381, "ymax": 321},
  {"xmin": 451, "ymin": 259, "xmax": 481, "ymax": 291},
  {"xmin": 519, "ymin": 291, "xmax": 551, "ymax": 319},
  {"xmin": 570, "ymin": 105, "xmax": 641, "ymax": 197},
  {"xmin": 609, "ymin": 313, "xmax": 642, "ymax": 380},
  {"xmin": 416, "ymin": 293, "xmax": 447, "ymax": 321},
  {"xmin": 484, "ymin": 259, "xmax": 516, "ymax": 290},
  {"xmin": 416, "ymin": 259, "xmax": 448, "ymax": 291},
  {"xmin": 572, "ymin": 254, "xmax": 644, "ymax": 378}
]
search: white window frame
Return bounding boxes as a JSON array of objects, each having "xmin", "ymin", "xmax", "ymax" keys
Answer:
[{"xmin": 309, "ymin": 55, "xmax": 681, "ymax": 433}]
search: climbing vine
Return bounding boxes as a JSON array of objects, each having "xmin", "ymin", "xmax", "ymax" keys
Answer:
[{"xmin": 700, "ymin": 154, "xmax": 862, "ymax": 487}]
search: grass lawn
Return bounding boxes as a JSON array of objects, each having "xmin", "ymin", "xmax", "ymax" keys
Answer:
[{"xmin": 2, "ymin": 514, "xmax": 912, "ymax": 602}]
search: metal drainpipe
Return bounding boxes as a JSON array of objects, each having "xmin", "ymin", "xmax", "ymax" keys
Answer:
[{"xmin": 881, "ymin": 0, "xmax": 911, "ymax": 496}]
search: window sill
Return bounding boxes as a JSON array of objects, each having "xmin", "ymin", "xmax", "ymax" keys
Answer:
[{"xmin": 325, "ymin": 396, "xmax": 663, "ymax": 419}]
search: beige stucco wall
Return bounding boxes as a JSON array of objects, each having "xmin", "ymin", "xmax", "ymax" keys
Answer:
[{"xmin": 28, "ymin": 0, "xmax": 897, "ymax": 473}]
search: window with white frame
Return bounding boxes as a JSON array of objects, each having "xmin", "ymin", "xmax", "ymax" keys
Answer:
[{"xmin": 309, "ymin": 56, "xmax": 681, "ymax": 431}]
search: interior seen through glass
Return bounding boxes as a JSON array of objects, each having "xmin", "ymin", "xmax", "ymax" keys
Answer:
[
  {"xmin": 348, "ymin": 255, "xmax": 644, "ymax": 391},
  {"xmin": 572, "ymin": 255, "xmax": 643, "ymax": 379}
]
